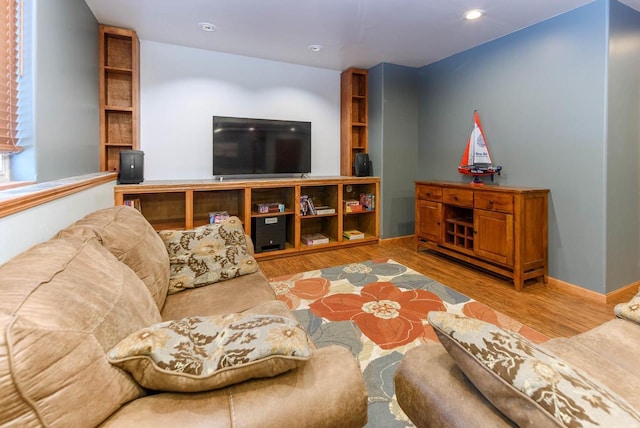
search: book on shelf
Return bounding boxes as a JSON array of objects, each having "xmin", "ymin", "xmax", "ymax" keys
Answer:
[
  {"xmin": 123, "ymin": 198, "xmax": 141, "ymax": 213},
  {"xmin": 344, "ymin": 199, "xmax": 363, "ymax": 212},
  {"xmin": 359, "ymin": 193, "xmax": 375, "ymax": 211},
  {"xmin": 255, "ymin": 202, "xmax": 285, "ymax": 214},
  {"xmin": 209, "ymin": 211, "xmax": 230, "ymax": 224},
  {"xmin": 343, "ymin": 229, "xmax": 365, "ymax": 240},
  {"xmin": 314, "ymin": 205, "xmax": 336, "ymax": 215},
  {"xmin": 300, "ymin": 195, "xmax": 317, "ymax": 216},
  {"xmin": 301, "ymin": 233, "xmax": 330, "ymax": 246}
]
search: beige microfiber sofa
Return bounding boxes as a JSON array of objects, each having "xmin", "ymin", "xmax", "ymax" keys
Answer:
[
  {"xmin": 394, "ymin": 296, "xmax": 640, "ymax": 427},
  {"xmin": 0, "ymin": 205, "xmax": 367, "ymax": 427}
]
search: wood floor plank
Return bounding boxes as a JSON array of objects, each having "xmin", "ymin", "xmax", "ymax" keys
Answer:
[{"xmin": 258, "ymin": 237, "xmax": 634, "ymax": 339}]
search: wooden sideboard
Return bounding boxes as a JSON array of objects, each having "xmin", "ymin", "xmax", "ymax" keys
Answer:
[
  {"xmin": 115, "ymin": 177, "xmax": 380, "ymax": 260},
  {"xmin": 415, "ymin": 181, "xmax": 549, "ymax": 290}
]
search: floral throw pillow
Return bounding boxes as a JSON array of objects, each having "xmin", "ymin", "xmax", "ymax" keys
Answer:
[
  {"xmin": 159, "ymin": 217, "xmax": 258, "ymax": 294},
  {"xmin": 108, "ymin": 312, "xmax": 312, "ymax": 392},
  {"xmin": 614, "ymin": 289, "xmax": 640, "ymax": 325},
  {"xmin": 428, "ymin": 311, "xmax": 640, "ymax": 427}
]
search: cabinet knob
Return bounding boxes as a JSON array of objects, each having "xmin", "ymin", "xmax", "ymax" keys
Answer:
[
  {"xmin": 454, "ymin": 196, "xmax": 458, "ymax": 200},
  {"xmin": 489, "ymin": 200, "xmax": 494, "ymax": 205},
  {"xmin": 426, "ymin": 192, "xmax": 431, "ymax": 196}
]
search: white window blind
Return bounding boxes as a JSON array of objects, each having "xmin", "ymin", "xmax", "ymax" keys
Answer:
[{"xmin": 0, "ymin": 0, "xmax": 21, "ymax": 154}]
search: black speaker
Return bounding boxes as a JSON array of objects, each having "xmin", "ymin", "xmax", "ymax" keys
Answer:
[
  {"xmin": 251, "ymin": 216, "xmax": 286, "ymax": 253},
  {"xmin": 354, "ymin": 153, "xmax": 372, "ymax": 177},
  {"xmin": 118, "ymin": 150, "xmax": 144, "ymax": 184}
]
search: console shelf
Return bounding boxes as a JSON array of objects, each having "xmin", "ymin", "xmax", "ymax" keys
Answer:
[
  {"xmin": 415, "ymin": 181, "xmax": 549, "ymax": 290},
  {"xmin": 115, "ymin": 177, "xmax": 380, "ymax": 260}
]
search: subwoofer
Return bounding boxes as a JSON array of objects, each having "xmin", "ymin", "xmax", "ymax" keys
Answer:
[
  {"xmin": 354, "ymin": 153, "xmax": 372, "ymax": 177},
  {"xmin": 118, "ymin": 150, "xmax": 144, "ymax": 184}
]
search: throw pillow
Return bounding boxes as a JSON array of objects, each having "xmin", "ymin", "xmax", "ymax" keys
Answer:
[
  {"xmin": 108, "ymin": 312, "xmax": 312, "ymax": 392},
  {"xmin": 159, "ymin": 217, "xmax": 258, "ymax": 294},
  {"xmin": 614, "ymin": 288, "xmax": 640, "ymax": 325},
  {"xmin": 428, "ymin": 311, "xmax": 640, "ymax": 427}
]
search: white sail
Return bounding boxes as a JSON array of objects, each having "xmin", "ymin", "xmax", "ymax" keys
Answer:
[{"xmin": 471, "ymin": 122, "xmax": 491, "ymax": 165}]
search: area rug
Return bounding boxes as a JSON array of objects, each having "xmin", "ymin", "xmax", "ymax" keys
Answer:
[{"xmin": 268, "ymin": 258, "xmax": 548, "ymax": 428}]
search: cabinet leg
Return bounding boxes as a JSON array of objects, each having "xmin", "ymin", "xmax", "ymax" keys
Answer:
[{"xmin": 513, "ymin": 275, "xmax": 524, "ymax": 291}]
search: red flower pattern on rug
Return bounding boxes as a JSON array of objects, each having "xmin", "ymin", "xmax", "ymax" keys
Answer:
[
  {"xmin": 462, "ymin": 300, "xmax": 548, "ymax": 344},
  {"xmin": 270, "ymin": 274, "xmax": 331, "ymax": 310},
  {"xmin": 309, "ymin": 281, "xmax": 446, "ymax": 349}
]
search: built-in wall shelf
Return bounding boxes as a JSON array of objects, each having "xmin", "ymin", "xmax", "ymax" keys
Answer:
[
  {"xmin": 99, "ymin": 25, "xmax": 139, "ymax": 172},
  {"xmin": 115, "ymin": 177, "xmax": 380, "ymax": 260}
]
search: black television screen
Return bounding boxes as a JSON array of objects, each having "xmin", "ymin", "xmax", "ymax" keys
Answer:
[{"xmin": 212, "ymin": 116, "xmax": 311, "ymax": 177}]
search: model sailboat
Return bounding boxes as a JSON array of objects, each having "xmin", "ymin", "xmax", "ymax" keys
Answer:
[{"xmin": 458, "ymin": 110, "xmax": 502, "ymax": 185}]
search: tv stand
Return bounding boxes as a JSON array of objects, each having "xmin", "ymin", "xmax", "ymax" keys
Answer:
[{"xmin": 114, "ymin": 176, "xmax": 380, "ymax": 260}]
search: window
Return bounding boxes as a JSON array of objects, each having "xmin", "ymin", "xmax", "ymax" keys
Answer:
[
  {"xmin": 0, "ymin": 0, "xmax": 22, "ymax": 160},
  {"xmin": 0, "ymin": 153, "xmax": 8, "ymax": 182}
]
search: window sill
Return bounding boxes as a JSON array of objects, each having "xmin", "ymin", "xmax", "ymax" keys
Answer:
[
  {"xmin": 0, "ymin": 181, "xmax": 35, "ymax": 191},
  {"xmin": 0, "ymin": 172, "xmax": 117, "ymax": 219}
]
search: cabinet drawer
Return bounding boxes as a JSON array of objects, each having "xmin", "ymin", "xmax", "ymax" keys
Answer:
[
  {"xmin": 443, "ymin": 188, "xmax": 473, "ymax": 208},
  {"xmin": 416, "ymin": 185, "xmax": 442, "ymax": 202},
  {"xmin": 475, "ymin": 192, "xmax": 514, "ymax": 213}
]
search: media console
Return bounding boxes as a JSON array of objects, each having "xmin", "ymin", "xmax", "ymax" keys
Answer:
[
  {"xmin": 114, "ymin": 177, "xmax": 380, "ymax": 260},
  {"xmin": 415, "ymin": 181, "xmax": 549, "ymax": 290}
]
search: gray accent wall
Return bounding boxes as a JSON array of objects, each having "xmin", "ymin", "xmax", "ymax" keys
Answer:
[
  {"xmin": 368, "ymin": 63, "xmax": 419, "ymax": 238},
  {"xmin": 416, "ymin": 0, "xmax": 611, "ymax": 292},
  {"xmin": 13, "ymin": 0, "xmax": 99, "ymax": 182},
  {"xmin": 606, "ymin": 0, "xmax": 640, "ymax": 293}
]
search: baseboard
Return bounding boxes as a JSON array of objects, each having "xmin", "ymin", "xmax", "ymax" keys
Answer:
[
  {"xmin": 547, "ymin": 277, "xmax": 638, "ymax": 304},
  {"xmin": 547, "ymin": 277, "xmax": 607, "ymax": 304},
  {"xmin": 606, "ymin": 280, "xmax": 639, "ymax": 304},
  {"xmin": 379, "ymin": 235, "xmax": 414, "ymax": 244}
]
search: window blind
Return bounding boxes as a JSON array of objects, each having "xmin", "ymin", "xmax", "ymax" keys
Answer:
[{"xmin": 0, "ymin": 0, "xmax": 20, "ymax": 153}]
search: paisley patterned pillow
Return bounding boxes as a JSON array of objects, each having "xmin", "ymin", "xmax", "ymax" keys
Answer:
[
  {"xmin": 159, "ymin": 217, "xmax": 258, "ymax": 294},
  {"xmin": 614, "ymin": 289, "xmax": 640, "ymax": 324},
  {"xmin": 428, "ymin": 311, "xmax": 640, "ymax": 427},
  {"xmin": 108, "ymin": 312, "xmax": 312, "ymax": 392}
]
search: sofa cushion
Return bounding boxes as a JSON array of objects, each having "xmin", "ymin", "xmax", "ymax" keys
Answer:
[
  {"xmin": 428, "ymin": 311, "xmax": 640, "ymax": 428},
  {"xmin": 614, "ymin": 288, "xmax": 640, "ymax": 325},
  {"xmin": 0, "ymin": 236, "xmax": 162, "ymax": 427},
  {"xmin": 161, "ymin": 269, "xmax": 277, "ymax": 320},
  {"xmin": 55, "ymin": 205, "xmax": 170, "ymax": 310},
  {"xmin": 159, "ymin": 217, "xmax": 258, "ymax": 294},
  {"xmin": 108, "ymin": 303, "xmax": 312, "ymax": 392}
]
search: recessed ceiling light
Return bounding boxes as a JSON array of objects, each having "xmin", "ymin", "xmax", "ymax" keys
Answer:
[
  {"xmin": 464, "ymin": 9, "xmax": 484, "ymax": 20},
  {"xmin": 199, "ymin": 22, "xmax": 216, "ymax": 32},
  {"xmin": 308, "ymin": 44, "xmax": 323, "ymax": 52}
]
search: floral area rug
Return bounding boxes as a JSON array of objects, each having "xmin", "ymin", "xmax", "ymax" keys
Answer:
[{"xmin": 268, "ymin": 258, "xmax": 548, "ymax": 428}]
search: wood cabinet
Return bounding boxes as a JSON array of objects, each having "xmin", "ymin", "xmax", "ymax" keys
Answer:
[
  {"xmin": 99, "ymin": 25, "xmax": 139, "ymax": 172},
  {"xmin": 115, "ymin": 177, "xmax": 380, "ymax": 260},
  {"xmin": 340, "ymin": 67, "xmax": 368, "ymax": 176},
  {"xmin": 415, "ymin": 181, "xmax": 548, "ymax": 290}
]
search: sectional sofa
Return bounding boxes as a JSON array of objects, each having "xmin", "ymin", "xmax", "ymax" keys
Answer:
[{"xmin": 0, "ymin": 205, "xmax": 368, "ymax": 427}]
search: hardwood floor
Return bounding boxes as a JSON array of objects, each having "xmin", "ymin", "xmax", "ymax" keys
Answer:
[{"xmin": 258, "ymin": 237, "xmax": 637, "ymax": 339}]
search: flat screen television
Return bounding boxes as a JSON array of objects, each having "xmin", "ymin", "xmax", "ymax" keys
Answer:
[{"xmin": 212, "ymin": 116, "xmax": 311, "ymax": 177}]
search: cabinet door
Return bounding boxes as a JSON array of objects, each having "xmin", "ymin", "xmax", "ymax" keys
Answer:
[
  {"xmin": 416, "ymin": 200, "xmax": 442, "ymax": 243},
  {"xmin": 473, "ymin": 209, "xmax": 513, "ymax": 265}
]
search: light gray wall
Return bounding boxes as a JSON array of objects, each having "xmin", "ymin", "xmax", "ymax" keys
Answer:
[
  {"xmin": 0, "ymin": 179, "xmax": 115, "ymax": 264},
  {"xmin": 605, "ymin": 0, "xmax": 640, "ymax": 293},
  {"xmin": 417, "ymin": 0, "xmax": 609, "ymax": 292},
  {"xmin": 13, "ymin": 0, "xmax": 99, "ymax": 182},
  {"xmin": 368, "ymin": 63, "xmax": 419, "ymax": 238},
  {"xmin": 140, "ymin": 40, "xmax": 341, "ymax": 180}
]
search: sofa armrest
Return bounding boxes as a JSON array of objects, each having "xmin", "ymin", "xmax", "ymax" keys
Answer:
[
  {"xmin": 394, "ymin": 343, "xmax": 514, "ymax": 428},
  {"xmin": 101, "ymin": 345, "xmax": 367, "ymax": 428}
]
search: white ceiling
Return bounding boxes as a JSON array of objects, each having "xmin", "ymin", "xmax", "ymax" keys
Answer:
[{"xmin": 84, "ymin": 0, "xmax": 639, "ymax": 71}]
